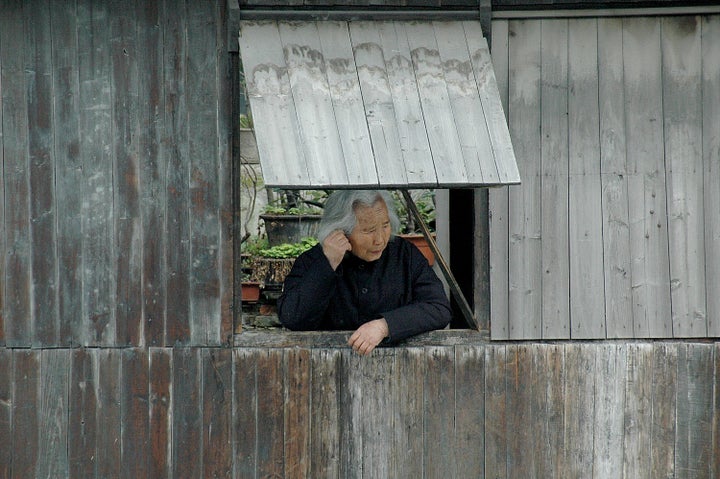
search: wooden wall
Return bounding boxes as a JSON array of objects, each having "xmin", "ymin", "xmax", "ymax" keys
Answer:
[
  {"xmin": 0, "ymin": 0, "xmax": 232, "ymax": 348},
  {"xmin": 1, "ymin": 336, "xmax": 718, "ymax": 478},
  {"xmin": 490, "ymin": 14, "xmax": 720, "ymax": 340}
]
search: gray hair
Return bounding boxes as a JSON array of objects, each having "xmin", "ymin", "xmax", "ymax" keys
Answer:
[{"xmin": 317, "ymin": 190, "xmax": 400, "ymax": 242}]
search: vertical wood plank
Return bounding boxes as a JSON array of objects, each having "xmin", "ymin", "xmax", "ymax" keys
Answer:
[
  {"xmin": 68, "ymin": 349, "xmax": 97, "ymax": 478},
  {"xmin": 506, "ymin": 344, "xmax": 535, "ymax": 478},
  {"xmin": 96, "ymin": 349, "xmax": 122, "ymax": 478},
  {"xmin": 203, "ymin": 349, "xmax": 233, "ymax": 478},
  {"xmin": 0, "ymin": 4, "xmax": 4, "ymax": 346},
  {"xmin": 405, "ymin": 22, "xmax": 468, "ymax": 185},
  {"xmin": 0, "ymin": 350, "xmax": 12, "ymax": 476},
  {"xmin": 561, "ymin": 344, "xmax": 595, "ymax": 477},
  {"xmin": 310, "ymin": 349, "xmax": 340, "ymax": 478},
  {"xmin": 568, "ymin": 18, "xmax": 606, "ymax": 339},
  {"xmin": 138, "ymin": 0, "xmax": 167, "ymax": 347},
  {"xmin": 316, "ymin": 21, "xmax": 377, "ymax": 186},
  {"xmin": 234, "ymin": 348, "xmax": 258, "ymax": 479},
  {"xmin": 507, "ymin": 19, "xmax": 542, "ymax": 339},
  {"xmin": 339, "ymin": 349, "xmax": 363, "ymax": 479},
  {"xmin": 1, "ymin": 0, "xmax": 31, "ymax": 347},
  {"xmin": 110, "ymin": 0, "xmax": 142, "ymax": 346},
  {"xmin": 622, "ymin": 17, "xmax": 672, "ymax": 338},
  {"xmin": 172, "ymin": 347, "xmax": 202, "ymax": 478},
  {"xmin": 424, "ymin": 346, "xmax": 456, "ymax": 477},
  {"xmin": 465, "ymin": 20, "xmax": 520, "ymax": 184},
  {"xmin": 623, "ymin": 343, "xmax": 653, "ymax": 479},
  {"xmin": 598, "ymin": 17, "xmax": 633, "ymax": 339},
  {"xmin": 713, "ymin": 343, "xmax": 720, "ymax": 478},
  {"xmin": 188, "ymin": 0, "xmax": 221, "ymax": 345},
  {"xmin": 649, "ymin": 343, "xmax": 677, "ymax": 478},
  {"xmin": 662, "ymin": 16, "xmax": 706, "ymax": 338},
  {"xmin": 592, "ymin": 343, "xmax": 627, "ymax": 478},
  {"xmin": 435, "ymin": 21, "xmax": 497, "ymax": 184},
  {"xmin": 362, "ymin": 350, "xmax": 396, "ymax": 479},
  {"xmin": 149, "ymin": 348, "xmax": 172, "ymax": 479},
  {"xmin": 12, "ymin": 350, "xmax": 39, "ymax": 478},
  {"xmin": 285, "ymin": 348, "xmax": 311, "ymax": 479},
  {"xmin": 532, "ymin": 344, "xmax": 565, "ymax": 478},
  {"xmin": 239, "ymin": 20, "xmax": 311, "ymax": 186},
  {"xmin": 121, "ymin": 349, "xmax": 150, "ymax": 478},
  {"xmin": 51, "ymin": 0, "xmax": 83, "ymax": 347},
  {"xmin": 348, "ymin": 21, "xmax": 408, "ymax": 186},
  {"xmin": 25, "ymin": 0, "xmax": 58, "ymax": 347},
  {"xmin": 78, "ymin": 0, "xmax": 116, "ymax": 346},
  {"xmin": 393, "ymin": 347, "xmax": 424, "ymax": 478},
  {"xmin": 377, "ymin": 21, "xmax": 436, "ymax": 186},
  {"xmin": 703, "ymin": 16, "xmax": 720, "ymax": 337},
  {"xmin": 489, "ymin": 19, "xmax": 510, "ymax": 340},
  {"xmin": 454, "ymin": 345, "xmax": 485, "ymax": 478},
  {"xmin": 36, "ymin": 350, "xmax": 70, "ymax": 478},
  {"xmin": 484, "ymin": 344, "xmax": 507, "ymax": 477},
  {"xmin": 162, "ymin": 0, "xmax": 191, "ymax": 345},
  {"xmin": 279, "ymin": 21, "xmax": 348, "ymax": 186},
  {"xmin": 675, "ymin": 343, "xmax": 714, "ymax": 478},
  {"xmin": 256, "ymin": 349, "xmax": 285, "ymax": 478},
  {"xmin": 216, "ymin": 0, "xmax": 234, "ymax": 346},
  {"xmin": 539, "ymin": 18, "xmax": 570, "ymax": 339}
]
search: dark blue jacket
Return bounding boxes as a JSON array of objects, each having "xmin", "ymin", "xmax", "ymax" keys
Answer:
[{"xmin": 278, "ymin": 237, "xmax": 451, "ymax": 342}]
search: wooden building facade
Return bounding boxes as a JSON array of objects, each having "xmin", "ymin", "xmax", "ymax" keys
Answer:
[{"xmin": 1, "ymin": 0, "xmax": 719, "ymax": 477}]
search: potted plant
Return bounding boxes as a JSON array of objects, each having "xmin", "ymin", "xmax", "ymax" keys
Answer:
[
  {"xmin": 252, "ymin": 237, "xmax": 318, "ymax": 290},
  {"xmin": 394, "ymin": 190, "xmax": 436, "ymax": 266},
  {"xmin": 259, "ymin": 189, "xmax": 327, "ymax": 246}
]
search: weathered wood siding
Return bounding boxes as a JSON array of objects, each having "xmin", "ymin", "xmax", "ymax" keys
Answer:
[
  {"xmin": 0, "ymin": 338, "xmax": 718, "ymax": 478},
  {"xmin": 490, "ymin": 14, "xmax": 720, "ymax": 340},
  {"xmin": 0, "ymin": 0, "xmax": 232, "ymax": 347}
]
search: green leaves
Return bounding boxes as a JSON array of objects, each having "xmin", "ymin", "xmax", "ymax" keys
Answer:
[{"xmin": 257, "ymin": 237, "xmax": 318, "ymax": 259}]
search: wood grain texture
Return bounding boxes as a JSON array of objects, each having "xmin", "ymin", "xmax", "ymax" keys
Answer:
[
  {"xmin": 507, "ymin": 19, "xmax": 542, "ymax": 339},
  {"xmin": 202, "ymin": 349, "xmax": 233, "ymax": 478},
  {"xmin": 149, "ymin": 348, "xmax": 172, "ymax": 478},
  {"xmin": 188, "ymin": 0, "xmax": 222, "ymax": 346},
  {"xmin": 1, "ymin": 0, "xmax": 32, "ymax": 346},
  {"xmin": 662, "ymin": 16, "xmax": 707, "ymax": 338},
  {"xmin": 285, "ymin": 348, "xmax": 311, "ymax": 478},
  {"xmin": 622, "ymin": 17, "xmax": 672, "ymax": 338},
  {"xmin": 568, "ymin": 19, "xmax": 606, "ymax": 339},
  {"xmin": 256, "ymin": 349, "xmax": 285, "ymax": 478},
  {"xmin": 25, "ymin": 0, "xmax": 58, "ymax": 347},
  {"xmin": 163, "ymin": 0, "xmax": 192, "ymax": 346},
  {"xmin": 78, "ymin": 0, "xmax": 116, "ymax": 346},
  {"xmin": 539, "ymin": 18, "xmax": 570, "ymax": 339},
  {"xmin": 52, "ymin": 0, "xmax": 84, "ymax": 347},
  {"xmin": 137, "ymin": 0, "xmax": 166, "ymax": 347},
  {"xmin": 704, "ymin": 16, "xmax": 720, "ymax": 337},
  {"xmin": 489, "ymin": 19, "xmax": 511, "ymax": 340},
  {"xmin": 598, "ymin": 17, "xmax": 633, "ymax": 339},
  {"xmin": 13, "ymin": 351, "xmax": 40, "ymax": 478},
  {"xmin": 110, "ymin": 0, "xmax": 142, "ymax": 347},
  {"xmin": 36, "ymin": 350, "xmax": 70, "ymax": 478},
  {"xmin": 121, "ymin": 348, "xmax": 150, "ymax": 478}
]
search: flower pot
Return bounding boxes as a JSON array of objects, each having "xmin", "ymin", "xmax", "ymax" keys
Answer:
[
  {"xmin": 399, "ymin": 233, "xmax": 435, "ymax": 266},
  {"xmin": 260, "ymin": 214, "xmax": 321, "ymax": 246},
  {"xmin": 253, "ymin": 257, "xmax": 296, "ymax": 286},
  {"xmin": 241, "ymin": 281, "xmax": 261, "ymax": 303}
]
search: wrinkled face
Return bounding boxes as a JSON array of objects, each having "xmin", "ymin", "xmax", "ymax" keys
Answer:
[{"xmin": 348, "ymin": 200, "xmax": 392, "ymax": 262}]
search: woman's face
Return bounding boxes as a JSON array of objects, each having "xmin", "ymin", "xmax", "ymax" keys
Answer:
[{"xmin": 348, "ymin": 199, "xmax": 392, "ymax": 262}]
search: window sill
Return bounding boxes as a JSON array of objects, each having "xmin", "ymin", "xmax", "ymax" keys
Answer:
[{"xmin": 233, "ymin": 328, "xmax": 488, "ymax": 348}]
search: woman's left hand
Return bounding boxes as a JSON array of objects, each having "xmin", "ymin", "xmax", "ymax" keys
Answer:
[{"xmin": 348, "ymin": 319, "xmax": 389, "ymax": 355}]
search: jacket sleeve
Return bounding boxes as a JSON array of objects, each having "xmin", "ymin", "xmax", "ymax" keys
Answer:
[
  {"xmin": 382, "ymin": 245, "xmax": 452, "ymax": 342},
  {"xmin": 277, "ymin": 245, "xmax": 339, "ymax": 331}
]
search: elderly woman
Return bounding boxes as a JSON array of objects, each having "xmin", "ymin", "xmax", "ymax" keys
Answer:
[{"xmin": 277, "ymin": 190, "xmax": 451, "ymax": 355}]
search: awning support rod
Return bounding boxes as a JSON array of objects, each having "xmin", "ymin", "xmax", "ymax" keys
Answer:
[{"xmin": 401, "ymin": 190, "xmax": 478, "ymax": 331}]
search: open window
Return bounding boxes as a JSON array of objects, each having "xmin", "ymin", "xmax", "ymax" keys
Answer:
[{"xmin": 235, "ymin": 13, "xmax": 520, "ymax": 336}]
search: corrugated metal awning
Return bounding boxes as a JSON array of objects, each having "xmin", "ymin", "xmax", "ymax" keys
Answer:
[{"xmin": 239, "ymin": 19, "xmax": 520, "ymax": 189}]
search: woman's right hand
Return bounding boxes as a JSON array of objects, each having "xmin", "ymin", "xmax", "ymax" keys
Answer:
[{"xmin": 322, "ymin": 229, "xmax": 351, "ymax": 270}]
